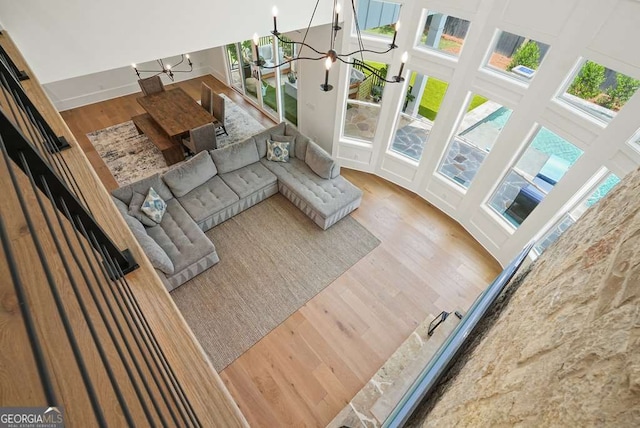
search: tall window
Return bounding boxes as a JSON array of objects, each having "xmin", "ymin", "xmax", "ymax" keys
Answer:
[
  {"xmin": 279, "ymin": 35, "xmax": 298, "ymax": 125},
  {"xmin": 417, "ymin": 11, "xmax": 471, "ymax": 57},
  {"xmin": 342, "ymin": 60, "xmax": 389, "ymax": 143},
  {"xmin": 389, "ymin": 71, "xmax": 449, "ymax": 162},
  {"xmin": 558, "ymin": 59, "xmax": 640, "ymax": 124},
  {"xmin": 225, "ymin": 35, "xmax": 299, "ymax": 124},
  {"xmin": 488, "ymin": 127, "xmax": 583, "ymax": 227},
  {"xmin": 225, "ymin": 44, "xmax": 243, "ymax": 92},
  {"xmin": 628, "ymin": 129, "xmax": 640, "ymax": 154},
  {"xmin": 484, "ymin": 30, "xmax": 550, "ymax": 85},
  {"xmin": 438, "ymin": 93, "xmax": 511, "ymax": 188},
  {"xmin": 356, "ymin": 0, "xmax": 401, "ymax": 40}
]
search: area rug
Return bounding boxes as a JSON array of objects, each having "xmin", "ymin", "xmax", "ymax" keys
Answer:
[
  {"xmin": 170, "ymin": 194, "xmax": 380, "ymax": 372},
  {"xmin": 86, "ymin": 94, "xmax": 265, "ymax": 186}
]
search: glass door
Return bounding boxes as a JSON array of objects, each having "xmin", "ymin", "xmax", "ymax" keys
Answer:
[
  {"xmin": 225, "ymin": 35, "xmax": 299, "ymax": 125},
  {"xmin": 278, "ymin": 35, "xmax": 298, "ymax": 125},
  {"xmin": 225, "ymin": 43, "xmax": 243, "ymax": 92}
]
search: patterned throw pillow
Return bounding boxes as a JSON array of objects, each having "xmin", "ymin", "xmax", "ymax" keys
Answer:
[
  {"xmin": 267, "ymin": 140, "xmax": 290, "ymax": 162},
  {"xmin": 141, "ymin": 187, "xmax": 167, "ymax": 223}
]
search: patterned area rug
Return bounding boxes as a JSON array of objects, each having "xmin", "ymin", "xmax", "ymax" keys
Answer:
[{"xmin": 86, "ymin": 94, "xmax": 266, "ymax": 186}]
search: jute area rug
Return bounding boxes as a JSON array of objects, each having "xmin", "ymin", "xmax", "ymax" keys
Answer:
[
  {"xmin": 86, "ymin": 94, "xmax": 265, "ymax": 186},
  {"xmin": 170, "ymin": 194, "xmax": 380, "ymax": 372}
]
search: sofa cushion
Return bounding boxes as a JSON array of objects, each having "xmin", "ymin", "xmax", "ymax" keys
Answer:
[
  {"xmin": 260, "ymin": 158, "xmax": 362, "ymax": 219},
  {"xmin": 130, "ymin": 225, "xmax": 175, "ymax": 275},
  {"xmin": 112, "ymin": 173, "xmax": 173, "ymax": 205},
  {"xmin": 112, "ymin": 196, "xmax": 130, "ymax": 218},
  {"xmin": 267, "ymin": 140, "xmax": 290, "ymax": 162},
  {"xmin": 128, "ymin": 191, "xmax": 157, "ymax": 227},
  {"xmin": 162, "ymin": 151, "xmax": 217, "ymax": 197},
  {"xmin": 210, "ymin": 137, "xmax": 260, "ymax": 174},
  {"xmin": 305, "ymin": 141, "xmax": 340, "ymax": 179},
  {"xmin": 176, "ymin": 175, "xmax": 239, "ymax": 224},
  {"xmin": 219, "ymin": 162, "xmax": 277, "ymax": 199},
  {"xmin": 146, "ymin": 199, "xmax": 215, "ymax": 273},
  {"xmin": 271, "ymin": 133, "xmax": 295, "ymax": 159},
  {"xmin": 118, "ymin": 210, "xmax": 174, "ymax": 274},
  {"xmin": 141, "ymin": 187, "xmax": 167, "ymax": 223},
  {"xmin": 121, "ymin": 209, "xmax": 145, "ymax": 234},
  {"xmin": 285, "ymin": 124, "xmax": 310, "ymax": 160},
  {"xmin": 253, "ymin": 122, "xmax": 286, "ymax": 158}
]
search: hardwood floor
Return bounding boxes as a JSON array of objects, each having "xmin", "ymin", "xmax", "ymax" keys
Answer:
[{"xmin": 61, "ymin": 75, "xmax": 501, "ymax": 427}]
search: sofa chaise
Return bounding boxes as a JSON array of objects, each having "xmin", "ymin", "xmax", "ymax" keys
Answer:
[{"xmin": 112, "ymin": 122, "xmax": 362, "ymax": 291}]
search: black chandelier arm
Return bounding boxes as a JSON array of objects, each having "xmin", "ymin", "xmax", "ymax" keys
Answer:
[
  {"xmin": 337, "ymin": 45, "xmax": 396, "ymax": 58},
  {"xmin": 258, "ymin": 55, "xmax": 326, "ymax": 70},
  {"xmin": 337, "ymin": 57, "xmax": 404, "ymax": 84},
  {"xmin": 272, "ymin": 32, "xmax": 327, "ymax": 57},
  {"xmin": 135, "ymin": 55, "xmax": 192, "ymax": 74}
]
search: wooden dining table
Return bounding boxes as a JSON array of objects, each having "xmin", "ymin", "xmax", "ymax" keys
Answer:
[{"xmin": 133, "ymin": 87, "xmax": 213, "ymax": 165}]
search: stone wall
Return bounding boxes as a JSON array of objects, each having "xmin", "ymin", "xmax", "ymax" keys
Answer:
[{"xmin": 419, "ymin": 165, "xmax": 640, "ymax": 426}]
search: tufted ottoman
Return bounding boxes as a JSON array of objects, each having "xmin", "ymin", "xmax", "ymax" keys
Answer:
[{"xmin": 260, "ymin": 157, "xmax": 362, "ymax": 230}]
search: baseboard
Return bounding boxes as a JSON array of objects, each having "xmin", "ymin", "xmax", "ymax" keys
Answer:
[
  {"xmin": 211, "ymin": 68, "xmax": 228, "ymax": 85},
  {"xmin": 51, "ymin": 66, "xmax": 215, "ymax": 111}
]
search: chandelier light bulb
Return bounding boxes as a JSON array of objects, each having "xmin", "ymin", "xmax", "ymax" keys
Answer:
[
  {"xmin": 253, "ymin": 33, "xmax": 259, "ymax": 45},
  {"xmin": 401, "ymin": 51, "xmax": 409, "ymax": 63},
  {"xmin": 165, "ymin": 64, "xmax": 171, "ymax": 70},
  {"xmin": 131, "ymin": 63, "xmax": 137, "ymax": 69},
  {"xmin": 325, "ymin": 57, "xmax": 332, "ymax": 70},
  {"xmin": 185, "ymin": 54, "xmax": 190, "ymax": 59},
  {"xmin": 391, "ymin": 21, "xmax": 400, "ymax": 47},
  {"xmin": 334, "ymin": 3, "xmax": 341, "ymax": 29},
  {"xmin": 272, "ymin": 5, "xmax": 279, "ymax": 34}
]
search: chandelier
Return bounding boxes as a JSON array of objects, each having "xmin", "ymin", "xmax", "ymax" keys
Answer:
[
  {"xmin": 131, "ymin": 54, "xmax": 193, "ymax": 81},
  {"xmin": 254, "ymin": 0, "xmax": 407, "ymax": 92}
]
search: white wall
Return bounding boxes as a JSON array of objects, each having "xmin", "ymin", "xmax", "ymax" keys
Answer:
[
  {"xmin": 293, "ymin": 24, "xmax": 342, "ymax": 153},
  {"xmin": 0, "ymin": 0, "xmax": 332, "ymax": 84},
  {"xmin": 209, "ymin": 47, "xmax": 228, "ymax": 84},
  {"xmin": 44, "ymin": 48, "xmax": 217, "ymax": 111}
]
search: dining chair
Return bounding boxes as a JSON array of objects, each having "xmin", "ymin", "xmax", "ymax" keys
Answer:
[
  {"xmin": 138, "ymin": 75, "xmax": 165, "ymax": 96},
  {"xmin": 211, "ymin": 92, "xmax": 228, "ymax": 136},
  {"xmin": 201, "ymin": 82, "xmax": 214, "ymax": 115},
  {"xmin": 182, "ymin": 122, "xmax": 217, "ymax": 154}
]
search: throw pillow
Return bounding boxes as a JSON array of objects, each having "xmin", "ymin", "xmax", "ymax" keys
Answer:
[
  {"xmin": 270, "ymin": 134, "xmax": 296, "ymax": 158},
  {"xmin": 141, "ymin": 187, "xmax": 167, "ymax": 224},
  {"xmin": 305, "ymin": 141, "xmax": 339, "ymax": 179},
  {"xmin": 128, "ymin": 192, "xmax": 158, "ymax": 227},
  {"xmin": 267, "ymin": 140, "xmax": 290, "ymax": 162}
]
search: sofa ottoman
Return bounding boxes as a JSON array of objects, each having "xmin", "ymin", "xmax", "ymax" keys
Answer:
[{"xmin": 260, "ymin": 157, "xmax": 362, "ymax": 229}]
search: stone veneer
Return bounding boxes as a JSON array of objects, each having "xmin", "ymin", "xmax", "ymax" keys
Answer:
[
  {"xmin": 412, "ymin": 165, "xmax": 640, "ymax": 426},
  {"xmin": 328, "ymin": 313, "xmax": 460, "ymax": 428}
]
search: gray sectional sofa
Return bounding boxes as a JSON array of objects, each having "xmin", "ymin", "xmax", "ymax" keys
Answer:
[{"xmin": 112, "ymin": 122, "xmax": 363, "ymax": 291}]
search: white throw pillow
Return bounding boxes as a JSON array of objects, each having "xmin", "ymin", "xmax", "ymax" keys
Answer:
[{"xmin": 141, "ymin": 187, "xmax": 167, "ymax": 223}]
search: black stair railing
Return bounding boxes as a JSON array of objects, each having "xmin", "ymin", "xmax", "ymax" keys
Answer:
[
  {"xmin": 0, "ymin": 39, "xmax": 29, "ymax": 81},
  {"xmin": 0, "ymin": 45, "xmax": 135, "ymax": 277},
  {"xmin": 0, "ymin": 57, "xmax": 69, "ymax": 153},
  {"xmin": 0, "ymin": 110, "xmax": 137, "ymax": 277},
  {"xmin": 0, "ymin": 40, "xmax": 202, "ymax": 426}
]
